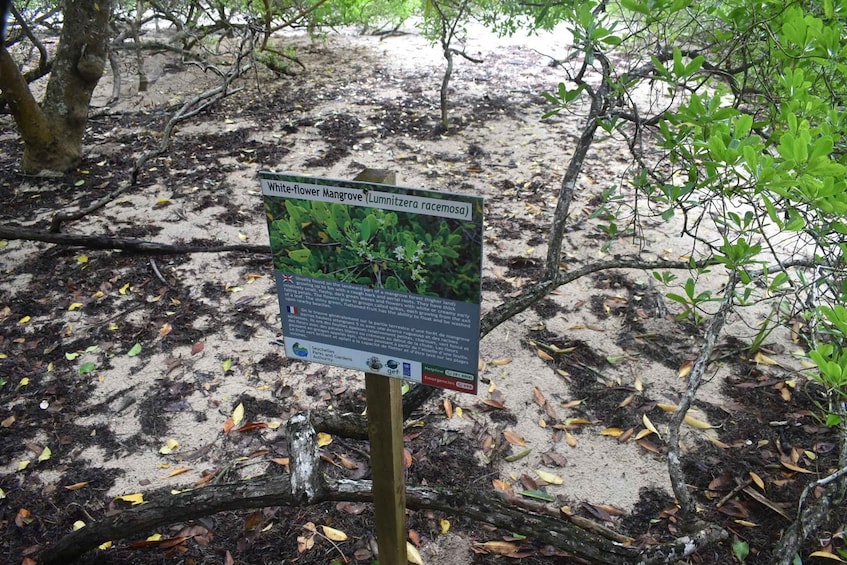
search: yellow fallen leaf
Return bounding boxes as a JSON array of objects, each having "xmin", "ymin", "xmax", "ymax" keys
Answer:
[
  {"xmin": 73, "ymin": 520, "xmax": 86, "ymax": 531},
  {"xmin": 168, "ymin": 467, "xmax": 192, "ymax": 478},
  {"xmin": 98, "ymin": 541, "xmax": 113, "ymax": 550},
  {"xmin": 656, "ymin": 403, "xmax": 677, "ymax": 412},
  {"xmin": 635, "ymin": 428, "xmax": 654, "ymax": 440},
  {"xmin": 734, "ymin": 519, "xmax": 758, "ymax": 527},
  {"xmin": 68, "ymin": 302, "xmax": 83, "ymax": 311},
  {"xmin": 753, "ymin": 351, "xmax": 779, "ymax": 366},
  {"xmin": 37, "ymin": 446, "xmax": 52, "ymax": 462},
  {"xmin": 18, "ymin": 460, "xmax": 30, "ymax": 471},
  {"xmin": 159, "ymin": 438, "xmax": 179, "ymax": 454},
  {"xmin": 536, "ymin": 470, "xmax": 563, "ymax": 485},
  {"xmin": 618, "ymin": 394, "xmax": 634, "ymax": 408},
  {"xmin": 317, "ymin": 433, "xmax": 333, "ymax": 447},
  {"xmin": 565, "ymin": 431, "xmax": 577, "ymax": 447},
  {"xmin": 809, "ymin": 550, "xmax": 846, "ymax": 562},
  {"xmin": 77, "ymin": 254, "xmax": 89, "ymax": 264},
  {"xmin": 642, "ymin": 414, "xmax": 661, "ymax": 439},
  {"xmin": 407, "ymin": 541, "xmax": 424, "ymax": 565},
  {"xmin": 159, "ymin": 323, "xmax": 173, "ymax": 337},
  {"xmin": 267, "ymin": 421, "xmax": 281, "ymax": 430},
  {"xmin": 455, "ymin": 406, "xmax": 463, "ymax": 418},
  {"xmin": 565, "ymin": 418, "xmax": 591, "ymax": 426},
  {"xmin": 18, "ymin": 316, "xmax": 31, "ymax": 324},
  {"xmin": 633, "ymin": 376, "xmax": 643, "ymax": 392},
  {"xmin": 440, "ymin": 519, "xmax": 450, "ymax": 534},
  {"xmin": 231, "ymin": 403, "xmax": 245, "ymax": 427},
  {"xmin": 146, "ymin": 533, "xmax": 163, "ymax": 541},
  {"xmin": 119, "ymin": 283, "xmax": 131, "ymax": 295},
  {"xmin": 321, "ymin": 525, "xmax": 347, "ymax": 541},
  {"xmin": 683, "ymin": 414, "xmax": 716, "ymax": 430},
  {"xmin": 678, "ymin": 361, "xmax": 693, "ymax": 378},
  {"xmin": 600, "ymin": 427, "xmax": 624, "ymax": 437},
  {"xmin": 115, "ymin": 493, "xmax": 145, "ymax": 505},
  {"xmin": 749, "ymin": 472, "xmax": 765, "ymax": 490}
]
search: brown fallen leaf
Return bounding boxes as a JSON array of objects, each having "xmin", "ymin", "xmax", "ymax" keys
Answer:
[
  {"xmin": 532, "ymin": 387, "xmax": 547, "ymax": 407},
  {"xmin": 537, "ymin": 349, "xmax": 554, "ymax": 361},
  {"xmin": 479, "ymin": 540, "xmax": 519, "ymax": 555},
  {"xmin": 64, "ymin": 481, "xmax": 89, "ymax": 491},
  {"xmin": 503, "ymin": 430, "xmax": 526, "ymax": 446},
  {"xmin": 636, "ymin": 439, "xmax": 660, "ymax": 453},
  {"xmin": 780, "ymin": 458, "xmax": 814, "ymax": 474},
  {"xmin": 443, "ymin": 398, "xmax": 453, "ymax": 418}
]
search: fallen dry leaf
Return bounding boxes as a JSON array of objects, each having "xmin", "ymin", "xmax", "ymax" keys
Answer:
[
  {"xmin": 503, "ymin": 430, "xmax": 526, "ymax": 446},
  {"xmin": 407, "ymin": 541, "xmax": 424, "ymax": 565},
  {"xmin": 600, "ymin": 427, "xmax": 624, "ymax": 437},
  {"xmin": 321, "ymin": 525, "xmax": 348, "ymax": 541},
  {"xmin": 480, "ymin": 540, "xmax": 519, "ymax": 555},
  {"xmin": 642, "ymin": 414, "xmax": 661, "ymax": 439},
  {"xmin": 536, "ymin": 349, "xmax": 554, "ymax": 361},
  {"xmin": 536, "ymin": 470, "xmax": 563, "ymax": 485},
  {"xmin": 532, "ymin": 387, "xmax": 546, "ymax": 407}
]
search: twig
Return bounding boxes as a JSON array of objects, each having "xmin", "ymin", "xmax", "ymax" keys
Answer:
[
  {"xmin": 149, "ymin": 257, "xmax": 168, "ymax": 285},
  {"xmin": 666, "ymin": 272, "xmax": 738, "ymax": 524}
]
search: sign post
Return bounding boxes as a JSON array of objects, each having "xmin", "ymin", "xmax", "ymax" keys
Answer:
[
  {"xmin": 355, "ymin": 169, "xmax": 407, "ymax": 565},
  {"xmin": 261, "ymin": 169, "xmax": 484, "ymax": 565}
]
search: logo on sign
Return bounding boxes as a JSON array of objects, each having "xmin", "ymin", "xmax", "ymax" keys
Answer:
[{"xmin": 292, "ymin": 342, "xmax": 309, "ymax": 357}]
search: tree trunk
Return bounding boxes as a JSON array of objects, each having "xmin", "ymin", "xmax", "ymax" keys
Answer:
[{"xmin": 0, "ymin": 0, "xmax": 113, "ymax": 174}]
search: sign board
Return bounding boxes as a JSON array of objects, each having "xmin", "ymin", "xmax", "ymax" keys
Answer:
[{"xmin": 261, "ymin": 172, "xmax": 484, "ymax": 394}]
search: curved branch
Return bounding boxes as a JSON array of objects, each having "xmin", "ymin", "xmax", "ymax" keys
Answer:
[{"xmin": 666, "ymin": 272, "xmax": 737, "ymax": 523}]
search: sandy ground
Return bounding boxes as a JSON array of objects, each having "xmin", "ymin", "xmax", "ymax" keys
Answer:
[{"xmin": 0, "ymin": 21, "xmax": 811, "ymax": 563}]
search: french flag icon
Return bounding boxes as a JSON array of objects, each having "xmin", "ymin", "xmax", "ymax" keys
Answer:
[{"xmin": 286, "ymin": 305, "xmax": 299, "ymax": 315}]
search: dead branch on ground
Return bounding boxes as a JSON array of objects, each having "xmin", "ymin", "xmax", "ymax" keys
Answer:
[{"xmin": 38, "ymin": 412, "xmax": 726, "ymax": 564}]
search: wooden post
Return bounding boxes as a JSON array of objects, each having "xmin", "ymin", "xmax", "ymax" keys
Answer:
[{"xmin": 354, "ymin": 169, "xmax": 407, "ymax": 565}]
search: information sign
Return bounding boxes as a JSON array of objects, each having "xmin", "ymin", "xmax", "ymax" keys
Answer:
[{"xmin": 261, "ymin": 172, "xmax": 484, "ymax": 394}]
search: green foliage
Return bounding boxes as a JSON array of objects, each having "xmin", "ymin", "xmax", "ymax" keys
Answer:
[{"xmin": 265, "ymin": 198, "xmax": 482, "ymax": 303}]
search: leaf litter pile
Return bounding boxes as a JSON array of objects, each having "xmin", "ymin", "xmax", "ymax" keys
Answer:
[{"xmin": 0, "ymin": 28, "xmax": 845, "ymax": 564}]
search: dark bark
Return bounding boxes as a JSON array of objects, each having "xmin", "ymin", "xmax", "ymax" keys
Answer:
[
  {"xmin": 0, "ymin": 0, "xmax": 114, "ymax": 174},
  {"xmin": 28, "ymin": 0, "xmax": 114, "ymax": 173}
]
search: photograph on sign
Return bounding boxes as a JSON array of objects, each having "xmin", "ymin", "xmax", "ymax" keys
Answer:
[{"xmin": 261, "ymin": 172, "xmax": 483, "ymax": 394}]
